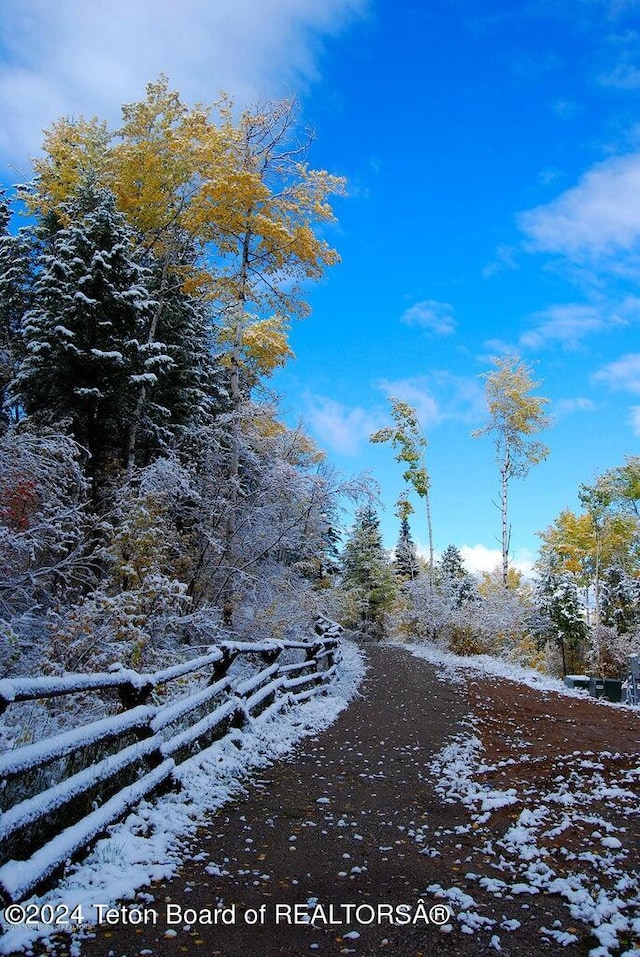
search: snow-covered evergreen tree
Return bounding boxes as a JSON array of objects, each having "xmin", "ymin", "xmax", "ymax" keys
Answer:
[
  {"xmin": 438, "ymin": 544, "xmax": 466, "ymax": 581},
  {"xmin": 340, "ymin": 505, "xmax": 396, "ymax": 637},
  {"xmin": 125, "ymin": 258, "xmax": 224, "ymax": 471},
  {"xmin": 14, "ymin": 182, "xmax": 156, "ymax": 485},
  {"xmin": 437, "ymin": 544, "xmax": 477, "ymax": 606},
  {"xmin": 536, "ymin": 571, "xmax": 587, "ymax": 675},
  {"xmin": 600, "ymin": 564, "xmax": 640, "ymax": 636},
  {"xmin": 0, "ymin": 189, "xmax": 33, "ymax": 433},
  {"xmin": 394, "ymin": 514, "xmax": 419, "ymax": 580}
]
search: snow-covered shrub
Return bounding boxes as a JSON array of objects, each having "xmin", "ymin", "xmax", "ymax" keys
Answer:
[
  {"xmin": 391, "ymin": 573, "xmax": 484, "ymax": 651},
  {"xmin": 391, "ymin": 569, "xmax": 539, "ymax": 665},
  {"xmin": 587, "ymin": 622, "xmax": 640, "ymax": 677},
  {"xmin": 44, "ymin": 576, "xmax": 194, "ymax": 672},
  {"xmin": 0, "ymin": 427, "xmax": 97, "ymax": 675}
]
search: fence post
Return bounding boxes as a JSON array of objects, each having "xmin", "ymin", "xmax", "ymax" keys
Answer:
[{"xmin": 211, "ymin": 647, "xmax": 237, "ymax": 682}]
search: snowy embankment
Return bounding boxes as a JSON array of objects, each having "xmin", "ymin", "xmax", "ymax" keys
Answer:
[
  {"xmin": 0, "ymin": 640, "xmax": 365, "ymax": 956},
  {"xmin": 404, "ymin": 640, "xmax": 629, "ymax": 700},
  {"xmin": 402, "ymin": 641, "xmax": 640, "ymax": 957}
]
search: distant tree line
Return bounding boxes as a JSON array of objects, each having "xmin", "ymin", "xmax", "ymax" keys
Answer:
[{"xmin": 337, "ymin": 366, "xmax": 638, "ymax": 679}]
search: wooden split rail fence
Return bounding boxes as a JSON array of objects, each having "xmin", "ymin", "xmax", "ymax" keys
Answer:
[{"xmin": 0, "ymin": 616, "xmax": 343, "ymax": 905}]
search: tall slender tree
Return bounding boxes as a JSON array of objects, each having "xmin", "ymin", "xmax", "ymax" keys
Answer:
[
  {"xmin": 370, "ymin": 398, "xmax": 434, "ymax": 584},
  {"xmin": 206, "ymin": 98, "xmax": 344, "ymax": 623},
  {"xmin": 473, "ymin": 355, "xmax": 550, "ymax": 586}
]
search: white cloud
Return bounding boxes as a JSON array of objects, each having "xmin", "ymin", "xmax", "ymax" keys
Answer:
[
  {"xmin": 434, "ymin": 372, "xmax": 487, "ymax": 422},
  {"xmin": 555, "ymin": 396, "xmax": 597, "ymax": 416},
  {"xmin": 482, "ymin": 336, "xmax": 518, "ymax": 355},
  {"xmin": 630, "ymin": 406, "xmax": 640, "ymax": 435},
  {"xmin": 482, "ymin": 244, "xmax": 519, "ymax": 278},
  {"xmin": 0, "ymin": 0, "xmax": 367, "ymax": 169},
  {"xmin": 376, "ymin": 378, "xmax": 442, "ymax": 429},
  {"xmin": 459, "ymin": 544, "xmax": 536, "ymax": 579},
  {"xmin": 599, "ymin": 63, "xmax": 640, "ymax": 89},
  {"xmin": 304, "ymin": 394, "xmax": 379, "ymax": 456},
  {"xmin": 377, "ymin": 373, "xmax": 485, "ymax": 429},
  {"xmin": 519, "ymin": 302, "xmax": 627, "ymax": 350},
  {"xmin": 400, "ymin": 299, "xmax": 456, "ymax": 335},
  {"xmin": 593, "ymin": 352, "xmax": 640, "ymax": 392},
  {"xmin": 519, "ymin": 152, "xmax": 640, "ymax": 260}
]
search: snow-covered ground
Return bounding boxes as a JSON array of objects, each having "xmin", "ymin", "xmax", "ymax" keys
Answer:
[
  {"xmin": 0, "ymin": 640, "xmax": 365, "ymax": 956},
  {"xmin": 403, "ymin": 641, "xmax": 640, "ymax": 957},
  {"xmin": 405, "ymin": 640, "xmax": 632, "ymax": 702}
]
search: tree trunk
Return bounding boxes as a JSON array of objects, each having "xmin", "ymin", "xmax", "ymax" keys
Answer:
[
  {"xmin": 501, "ymin": 447, "xmax": 510, "ymax": 587},
  {"xmin": 126, "ymin": 255, "xmax": 169, "ymax": 478},
  {"xmin": 221, "ymin": 217, "xmax": 253, "ymax": 626},
  {"xmin": 426, "ymin": 486, "xmax": 434, "ymax": 588},
  {"xmin": 593, "ymin": 528, "xmax": 602, "ymax": 629},
  {"xmin": 559, "ymin": 634, "xmax": 567, "ymax": 677}
]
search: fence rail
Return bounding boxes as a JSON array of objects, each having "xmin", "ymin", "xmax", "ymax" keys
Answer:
[{"xmin": 0, "ymin": 615, "xmax": 343, "ymax": 904}]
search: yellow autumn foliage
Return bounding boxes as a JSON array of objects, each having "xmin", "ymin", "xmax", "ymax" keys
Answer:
[
  {"xmin": 538, "ymin": 508, "xmax": 637, "ymax": 580},
  {"xmin": 29, "ymin": 117, "xmax": 111, "ymax": 221},
  {"xmin": 28, "ymin": 76, "xmax": 345, "ymax": 382}
]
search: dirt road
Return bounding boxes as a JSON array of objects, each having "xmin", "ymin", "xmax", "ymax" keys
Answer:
[{"xmin": 32, "ymin": 644, "xmax": 640, "ymax": 956}]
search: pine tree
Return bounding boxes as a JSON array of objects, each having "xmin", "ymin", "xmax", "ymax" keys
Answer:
[
  {"xmin": 438, "ymin": 544, "xmax": 477, "ymax": 606},
  {"xmin": 14, "ymin": 182, "xmax": 156, "ymax": 484},
  {"xmin": 125, "ymin": 255, "xmax": 224, "ymax": 470},
  {"xmin": 537, "ymin": 570, "xmax": 587, "ymax": 675},
  {"xmin": 0, "ymin": 190, "xmax": 33, "ymax": 433},
  {"xmin": 394, "ymin": 514, "xmax": 419, "ymax": 581},
  {"xmin": 600, "ymin": 565, "xmax": 640, "ymax": 636},
  {"xmin": 438, "ymin": 544, "xmax": 466, "ymax": 581},
  {"xmin": 341, "ymin": 505, "xmax": 396, "ymax": 637}
]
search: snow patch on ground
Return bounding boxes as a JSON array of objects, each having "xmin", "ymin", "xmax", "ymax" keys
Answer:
[
  {"xmin": 412, "ymin": 641, "xmax": 640, "ymax": 957},
  {"xmin": 403, "ymin": 640, "xmax": 632, "ymax": 707}
]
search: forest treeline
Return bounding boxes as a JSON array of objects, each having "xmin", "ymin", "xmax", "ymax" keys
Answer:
[
  {"xmin": 0, "ymin": 78, "xmax": 368, "ymax": 692},
  {"xmin": 340, "ymin": 453, "xmax": 640, "ymax": 679}
]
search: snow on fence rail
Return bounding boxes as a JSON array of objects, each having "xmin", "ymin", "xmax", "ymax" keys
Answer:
[{"xmin": 0, "ymin": 615, "xmax": 343, "ymax": 904}]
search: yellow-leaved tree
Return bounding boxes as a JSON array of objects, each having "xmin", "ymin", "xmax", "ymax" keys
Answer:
[
  {"xmin": 370, "ymin": 398, "xmax": 434, "ymax": 585},
  {"xmin": 27, "ymin": 78, "xmax": 345, "ymax": 624},
  {"xmin": 196, "ymin": 96, "xmax": 345, "ymax": 622},
  {"xmin": 538, "ymin": 506, "xmax": 637, "ymax": 624},
  {"xmin": 28, "ymin": 77, "xmax": 345, "ymax": 421},
  {"xmin": 473, "ymin": 355, "xmax": 550, "ymax": 587}
]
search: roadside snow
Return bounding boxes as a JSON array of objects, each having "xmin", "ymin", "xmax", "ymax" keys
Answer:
[
  {"xmin": 404, "ymin": 640, "xmax": 633, "ymax": 707},
  {"xmin": 0, "ymin": 640, "xmax": 365, "ymax": 955},
  {"xmin": 405, "ymin": 641, "xmax": 640, "ymax": 957}
]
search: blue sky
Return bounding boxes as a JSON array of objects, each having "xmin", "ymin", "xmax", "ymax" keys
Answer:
[{"xmin": 1, "ymin": 0, "xmax": 640, "ymax": 574}]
